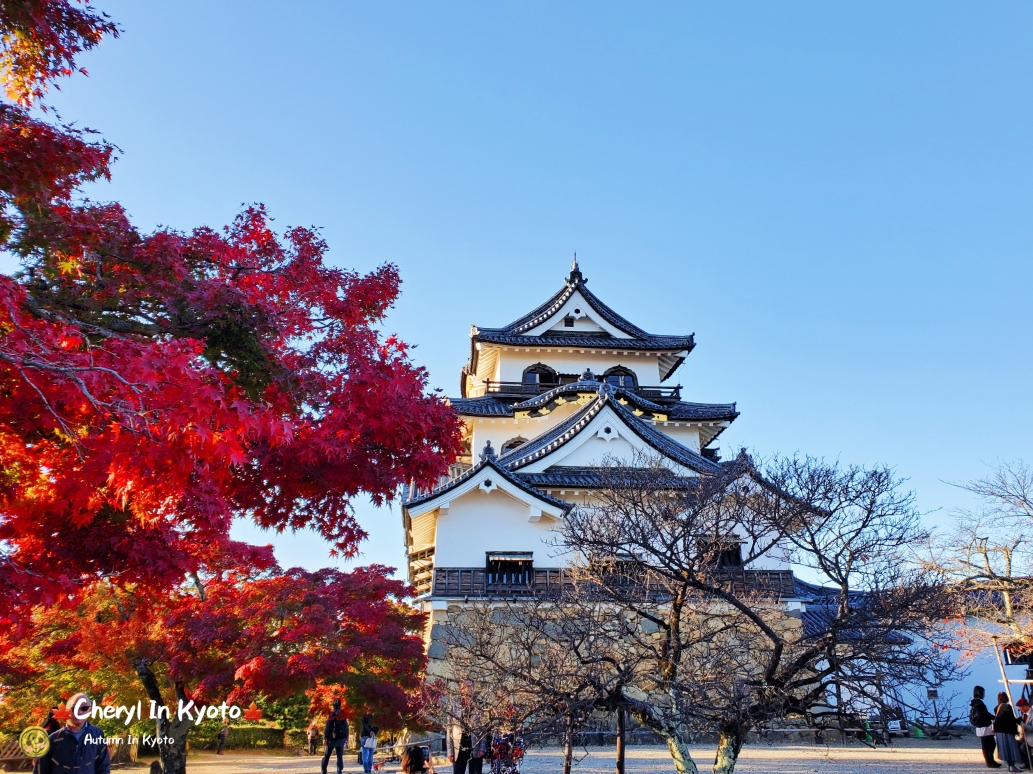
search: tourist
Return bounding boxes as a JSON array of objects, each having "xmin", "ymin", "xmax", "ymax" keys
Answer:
[
  {"xmin": 447, "ymin": 725, "xmax": 473, "ymax": 774},
  {"xmin": 400, "ymin": 745, "xmax": 436, "ymax": 773},
  {"xmin": 973, "ymin": 686, "xmax": 1001, "ymax": 768},
  {"xmin": 1018, "ymin": 699, "xmax": 1033, "ymax": 770},
  {"xmin": 467, "ymin": 730, "xmax": 489, "ymax": 774},
  {"xmin": 321, "ymin": 698, "xmax": 350, "ymax": 774},
  {"xmin": 362, "ymin": 729, "xmax": 378, "ymax": 773},
  {"xmin": 216, "ymin": 721, "xmax": 229, "ymax": 754},
  {"xmin": 41, "ymin": 709, "xmax": 61, "ymax": 735},
  {"xmin": 308, "ymin": 722, "xmax": 320, "ymax": 755},
  {"xmin": 33, "ymin": 693, "xmax": 110, "ymax": 774},
  {"xmin": 994, "ymin": 692, "xmax": 1024, "ymax": 772}
]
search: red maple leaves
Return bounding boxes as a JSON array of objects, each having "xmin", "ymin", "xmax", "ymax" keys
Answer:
[
  {"xmin": 0, "ymin": 5, "xmax": 451, "ymax": 736},
  {"xmin": 0, "ymin": 4, "xmax": 462, "ymax": 628},
  {"xmin": 242, "ymin": 703, "xmax": 262, "ymax": 722}
]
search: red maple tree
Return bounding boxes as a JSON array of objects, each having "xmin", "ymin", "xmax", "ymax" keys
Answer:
[
  {"xmin": 0, "ymin": 0, "xmax": 461, "ymax": 627},
  {"xmin": 2, "ymin": 559, "xmax": 427, "ymax": 774}
]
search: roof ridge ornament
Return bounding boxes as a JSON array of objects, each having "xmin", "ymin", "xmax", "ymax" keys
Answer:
[
  {"xmin": 580, "ymin": 368, "xmax": 597, "ymax": 382},
  {"xmin": 567, "ymin": 252, "xmax": 585, "ymax": 285},
  {"xmin": 480, "ymin": 440, "xmax": 497, "ymax": 461}
]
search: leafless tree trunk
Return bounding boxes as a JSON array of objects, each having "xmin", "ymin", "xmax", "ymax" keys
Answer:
[
  {"xmin": 562, "ymin": 713, "xmax": 575, "ymax": 774},
  {"xmin": 615, "ymin": 705, "xmax": 626, "ymax": 774},
  {"xmin": 134, "ymin": 660, "xmax": 190, "ymax": 774}
]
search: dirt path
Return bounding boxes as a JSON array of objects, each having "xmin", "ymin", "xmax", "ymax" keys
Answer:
[{"xmin": 179, "ymin": 738, "xmax": 988, "ymax": 774}]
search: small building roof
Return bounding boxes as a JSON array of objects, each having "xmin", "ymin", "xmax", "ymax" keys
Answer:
[{"xmin": 469, "ymin": 261, "xmax": 696, "ymax": 382}]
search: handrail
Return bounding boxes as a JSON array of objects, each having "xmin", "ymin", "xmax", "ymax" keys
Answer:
[{"xmin": 470, "ymin": 381, "xmax": 681, "ymax": 401}]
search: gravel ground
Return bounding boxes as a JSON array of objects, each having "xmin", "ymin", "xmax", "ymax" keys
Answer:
[{"xmin": 178, "ymin": 738, "xmax": 992, "ymax": 774}]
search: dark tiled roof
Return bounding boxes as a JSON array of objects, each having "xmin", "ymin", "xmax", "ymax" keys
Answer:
[
  {"xmin": 449, "ymin": 383, "xmax": 738, "ymax": 424},
  {"xmin": 471, "ymin": 330, "xmax": 695, "ymax": 351},
  {"xmin": 516, "ymin": 466, "xmax": 700, "ymax": 489},
  {"xmin": 496, "ymin": 393, "xmax": 606, "ymax": 469},
  {"xmin": 402, "ymin": 454, "xmax": 572, "ymax": 512},
  {"xmin": 447, "ymin": 397, "xmax": 516, "ymax": 416},
  {"xmin": 800, "ymin": 603, "xmax": 911, "ymax": 645},
  {"xmin": 499, "ymin": 265, "xmax": 649, "ymax": 338},
  {"xmin": 511, "ymin": 381, "xmax": 614, "ymax": 411},
  {"xmin": 473, "ymin": 265, "xmax": 694, "ymax": 356},
  {"xmin": 607, "ymin": 397, "xmax": 723, "ymax": 474},
  {"xmin": 793, "ymin": 579, "xmax": 910, "ymax": 643},
  {"xmin": 495, "ymin": 384, "xmax": 722, "ymax": 475},
  {"xmin": 666, "ymin": 401, "xmax": 739, "ymax": 421}
]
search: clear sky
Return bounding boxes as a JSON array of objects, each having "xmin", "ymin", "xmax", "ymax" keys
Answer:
[{"xmin": 6, "ymin": 2, "xmax": 1031, "ymax": 576}]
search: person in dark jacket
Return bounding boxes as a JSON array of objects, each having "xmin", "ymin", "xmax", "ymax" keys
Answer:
[
  {"xmin": 973, "ymin": 686, "xmax": 1002, "ymax": 768},
  {"xmin": 446, "ymin": 727, "xmax": 472, "ymax": 774},
  {"xmin": 467, "ymin": 730, "xmax": 489, "ymax": 774},
  {"xmin": 994, "ymin": 692, "xmax": 1024, "ymax": 772},
  {"xmin": 34, "ymin": 693, "xmax": 110, "ymax": 774},
  {"xmin": 41, "ymin": 709, "xmax": 61, "ymax": 736},
  {"xmin": 321, "ymin": 698, "xmax": 350, "ymax": 774}
]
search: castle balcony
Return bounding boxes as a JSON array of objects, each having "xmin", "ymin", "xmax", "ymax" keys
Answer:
[
  {"xmin": 429, "ymin": 566, "xmax": 797, "ymax": 601},
  {"xmin": 470, "ymin": 379, "xmax": 682, "ymax": 403}
]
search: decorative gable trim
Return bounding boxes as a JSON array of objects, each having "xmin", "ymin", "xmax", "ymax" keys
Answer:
[{"xmin": 403, "ymin": 456, "xmax": 571, "ymax": 519}]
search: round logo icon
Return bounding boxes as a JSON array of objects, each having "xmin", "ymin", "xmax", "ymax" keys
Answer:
[{"xmin": 19, "ymin": 726, "xmax": 50, "ymax": 758}]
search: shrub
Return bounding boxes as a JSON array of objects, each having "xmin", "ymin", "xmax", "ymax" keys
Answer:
[{"xmin": 192, "ymin": 725, "xmax": 285, "ymax": 750}]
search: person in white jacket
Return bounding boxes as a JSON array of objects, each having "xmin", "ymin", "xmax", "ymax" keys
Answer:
[{"xmin": 361, "ymin": 729, "xmax": 378, "ymax": 774}]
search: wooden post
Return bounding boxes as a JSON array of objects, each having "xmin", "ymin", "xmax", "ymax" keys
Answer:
[
  {"xmin": 834, "ymin": 680, "xmax": 846, "ymax": 744},
  {"xmin": 995, "ymin": 639, "xmax": 1016, "ymax": 707},
  {"xmin": 562, "ymin": 714, "xmax": 574, "ymax": 774},
  {"xmin": 615, "ymin": 705, "xmax": 626, "ymax": 774}
]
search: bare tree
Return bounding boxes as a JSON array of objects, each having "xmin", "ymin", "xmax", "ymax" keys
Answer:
[
  {"xmin": 925, "ymin": 461, "xmax": 1033, "ymax": 649},
  {"xmin": 434, "ymin": 597, "xmax": 642, "ymax": 774},
  {"xmin": 550, "ymin": 453, "xmax": 958, "ymax": 774}
]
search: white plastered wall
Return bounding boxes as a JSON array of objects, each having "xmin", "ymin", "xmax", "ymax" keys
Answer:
[
  {"xmin": 493, "ymin": 350, "xmax": 664, "ymax": 385},
  {"xmin": 523, "ymin": 290, "xmax": 633, "ymax": 339},
  {"xmin": 654, "ymin": 424, "xmax": 701, "ymax": 452},
  {"xmin": 468, "ymin": 402, "xmax": 584, "ymax": 459},
  {"xmin": 432, "ymin": 487, "xmax": 561, "ymax": 567},
  {"xmin": 517, "ymin": 405, "xmax": 695, "ymax": 475}
]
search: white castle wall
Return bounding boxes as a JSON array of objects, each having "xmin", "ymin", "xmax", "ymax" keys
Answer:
[
  {"xmin": 491, "ymin": 349, "xmax": 665, "ymax": 385},
  {"xmin": 432, "ymin": 489, "xmax": 561, "ymax": 567}
]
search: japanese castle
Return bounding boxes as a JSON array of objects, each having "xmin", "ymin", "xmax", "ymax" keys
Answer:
[{"xmin": 401, "ymin": 261, "xmax": 797, "ymax": 616}]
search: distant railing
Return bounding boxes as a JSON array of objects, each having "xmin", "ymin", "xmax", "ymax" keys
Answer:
[{"xmin": 468, "ymin": 380, "xmax": 681, "ymax": 401}]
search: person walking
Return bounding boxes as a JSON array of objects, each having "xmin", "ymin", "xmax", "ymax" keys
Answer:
[
  {"xmin": 994, "ymin": 692, "xmax": 1025, "ymax": 772},
  {"xmin": 321, "ymin": 698, "xmax": 350, "ymax": 774},
  {"xmin": 308, "ymin": 722, "xmax": 320, "ymax": 755},
  {"xmin": 361, "ymin": 729, "xmax": 377, "ymax": 774},
  {"xmin": 33, "ymin": 693, "xmax": 111, "ymax": 774},
  {"xmin": 216, "ymin": 721, "xmax": 229, "ymax": 754},
  {"xmin": 973, "ymin": 686, "xmax": 1002, "ymax": 769}
]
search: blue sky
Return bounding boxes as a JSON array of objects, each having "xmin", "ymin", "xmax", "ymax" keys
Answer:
[{"xmin": 6, "ymin": 2, "xmax": 1031, "ymax": 576}]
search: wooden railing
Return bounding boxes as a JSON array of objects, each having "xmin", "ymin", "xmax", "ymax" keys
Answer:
[
  {"xmin": 430, "ymin": 567, "xmax": 796, "ymax": 600},
  {"xmin": 469, "ymin": 380, "xmax": 681, "ymax": 401}
]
